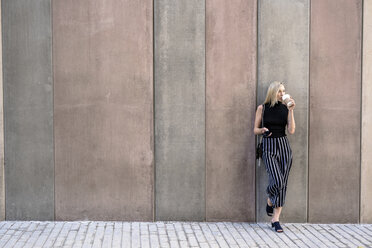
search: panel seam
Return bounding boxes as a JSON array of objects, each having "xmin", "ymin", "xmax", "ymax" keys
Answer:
[
  {"xmin": 307, "ymin": 0, "xmax": 311, "ymax": 224},
  {"xmin": 153, "ymin": 0, "xmax": 156, "ymax": 222},
  {"xmin": 51, "ymin": 0, "xmax": 56, "ymax": 222},
  {"xmin": 359, "ymin": 0, "xmax": 364, "ymax": 224},
  {"xmin": 204, "ymin": 0, "xmax": 207, "ymax": 222},
  {"xmin": 0, "ymin": 0, "xmax": 5, "ymax": 221},
  {"xmin": 255, "ymin": 0, "xmax": 260, "ymax": 223}
]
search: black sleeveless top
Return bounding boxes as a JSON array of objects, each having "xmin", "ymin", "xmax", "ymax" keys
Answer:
[{"xmin": 263, "ymin": 102, "xmax": 288, "ymax": 138}]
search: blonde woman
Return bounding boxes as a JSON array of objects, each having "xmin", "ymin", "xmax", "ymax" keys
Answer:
[{"xmin": 253, "ymin": 81, "xmax": 296, "ymax": 233}]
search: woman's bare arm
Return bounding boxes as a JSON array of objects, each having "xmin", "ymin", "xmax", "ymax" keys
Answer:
[
  {"xmin": 254, "ymin": 105, "xmax": 269, "ymax": 135},
  {"xmin": 287, "ymin": 98, "xmax": 296, "ymax": 134}
]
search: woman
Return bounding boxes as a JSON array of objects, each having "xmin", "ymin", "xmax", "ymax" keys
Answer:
[{"xmin": 254, "ymin": 81, "xmax": 296, "ymax": 233}]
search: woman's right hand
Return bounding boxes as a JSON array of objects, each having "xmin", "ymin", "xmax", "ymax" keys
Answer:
[
  {"xmin": 261, "ymin": 127, "xmax": 272, "ymax": 137},
  {"xmin": 261, "ymin": 127, "xmax": 269, "ymax": 134}
]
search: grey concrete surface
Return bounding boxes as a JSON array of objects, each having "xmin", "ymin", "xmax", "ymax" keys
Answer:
[
  {"xmin": 2, "ymin": 0, "xmax": 54, "ymax": 220},
  {"xmin": 155, "ymin": 0, "xmax": 206, "ymax": 221},
  {"xmin": 205, "ymin": 0, "xmax": 257, "ymax": 222},
  {"xmin": 0, "ymin": 0, "xmax": 5, "ymax": 221},
  {"xmin": 256, "ymin": 0, "xmax": 309, "ymax": 223},
  {"xmin": 1, "ymin": 221, "xmax": 372, "ymax": 247},
  {"xmin": 309, "ymin": 0, "xmax": 362, "ymax": 223},
  {"xmin": 53, "ymin": 0, "xmax": 154, "ymax": 220},
  {"xmin": 361, "ymin": 0, "xmax": 372, "ymax": 224}
]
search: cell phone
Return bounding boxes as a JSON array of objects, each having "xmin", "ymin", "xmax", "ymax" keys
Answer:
[{"xmin": 263, "ymin": 130, "xmax": 271, "ymax": 137}]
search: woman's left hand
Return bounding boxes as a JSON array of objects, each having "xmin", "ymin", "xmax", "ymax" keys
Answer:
[{"xmin": 288, "ymin": 97, "xmax": 295, "ymax": 111}]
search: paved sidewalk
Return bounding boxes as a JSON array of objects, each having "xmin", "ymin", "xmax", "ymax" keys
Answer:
[{"xmin": 0, "ymin": 221, "xmax": 371, "ymax": 248}]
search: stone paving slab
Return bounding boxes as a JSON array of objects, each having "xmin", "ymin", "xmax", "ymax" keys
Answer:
[{"xmin": 0, "ymin": 221, "xmax": 371, "ymax": 248}]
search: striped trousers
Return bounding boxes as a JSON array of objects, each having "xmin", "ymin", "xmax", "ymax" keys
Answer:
[{"xmin": 262, "ymin": 136, "xmax": 293, "ymax": 208}]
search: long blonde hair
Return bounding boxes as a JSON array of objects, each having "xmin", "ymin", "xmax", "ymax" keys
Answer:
[{"xmin": 263, "ymin": 81, "xmax": 283, "ymax": 107}]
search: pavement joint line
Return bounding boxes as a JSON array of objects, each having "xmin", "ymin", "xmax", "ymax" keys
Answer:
[
  {"xmin": 231, "ymin": 222, "xmax": 258, "ymax": 247},
  {"xmin": 216, "ymin": 222, "xmax": 236, "ymax": 246},
  {"xmin": 163, "ymin": 221, "xmax": 171, "ymax": 247},
  {"xmin": 19, "ymin": 221, "xmax": 40, "ymax": 248},
  {"xmin": 241, "ymin": 222, "xmax": 266, "ymax": 246},
  {"xmin": 207, "ymin": 222, "xmax": 229, "ymax": 247},
  {"xmin": 146, "ymin": 221, "xmax": 152, "ymax": 248},
  {"xmin": 33, "ymin": 222, "xmax": 55, "ymax": 248},
  {"xmin": 337, "ymin": 224, "xmax": 371, "ymax": 246},
  {"xmin": 270, "ymin": 223, "xmax": 298, "ymax": 247},
  {"xmin": 285, "ymin": 223, "xmax": 319, "ymax": 248},
  {"xmin": 257, "ymin": 223, "xmax": 291, "ymax": 248},
  {"xmin": 229, "ymin": 222, "xmax": 251, "ymax": 247},
  {"xmin": 345, "ymin": 223, "xmax": 372, "ymax": 243},
  {"xmin": 1, "ymin": 221, "xmax": 21, "ymax": 248},
  {"xmin": 302, "ymin": 224, "xmax": 335, "ymax": 246},
  {"xmin": 298, "ymin": 224, "xmax": 329, "ymax": 248},
  {"xmin": 318, "ymin": 223, "xmax": 349, "ymax": 247},
  {"xmin": 249, "ymin": 223, "xmax": 279, "ymax": 248},
  {"xmin": 9, "ymin": 222, "xmax": 29, "ymax": 248},
  {"xmin": 327, "ymin": 224, "xmax": 359, "ymax": 248},
  {"xmin": 329, "ymin": 224, "xmax": 363, "ymax": 247},
  {"xmin": 21, "ymin": 222, "xmax": 45, "ymax": 248},
  {"xmin": 338, "ymin": 223, "xmax": 371, "ymax": 246},
  {"xmin": 70, "ymin": 221, "xmax": 82, "ymax": 247},
  {"xmin": 200, "ymin": 222, "xmax": 219, "ymax": 246},
  {"xmin": 354, "ymin": 223, "xmax": 372, "ymax": 240},
  {"xmin": 279, "ymin": 224, "xmax": 304, "ymax": 247},
  {"xmin": 314, "ymin": 224, "xmax": 347, "ymax": 246},
  {"xmin": 226, "ymin": 222, "xmax": 250, "ymax": 247},
  {"xmin": 365, "ymin": 224, "xmax": 372, "ymax": 233}
]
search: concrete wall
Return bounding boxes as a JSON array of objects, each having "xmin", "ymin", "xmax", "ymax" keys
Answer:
[
  {"xmin": 309, "ymin": 0, "xmax": 362, "ymax": 223},
  {"xmin": 0, "ymin": 0, "xmax": 370, "ymax": 223},
  {"xmin": 361, "ymin": 0, "xmax": 372, "ymax": 224},
  {"xmin": 155, "ymin": 0, "xmax": 205, "ymax": 221},
  {"xmin": 206, "ymin": 0, "xmax": 257, "ymax": 222},
  {"xmin": 256, "ymin": 0, "xmax": 309, "ymax": 223},
  {"xmin": 53, "ymin": 0, "xmax": 154, "ymax": 220},
  {"xmin": 2, "ymin": 0, "xmax": 54, "ymax": 220},
  {"xmin": 0, "ymin": 0, "xmax": 4, "ymax": 221}
]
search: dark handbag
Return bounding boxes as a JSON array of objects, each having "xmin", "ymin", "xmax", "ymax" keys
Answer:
[
  {"xmin": 256, "ymin": 142, "xmax": 263, "ymax": 160},
  {"xmin": 256, "ymin": 104, "xmax": 265, "ymax": 161}
]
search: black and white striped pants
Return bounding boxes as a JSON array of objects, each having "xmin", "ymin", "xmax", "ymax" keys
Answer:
[{"xmin": 262, "ymin": 136, "xmax": 293, "ymax": 208}]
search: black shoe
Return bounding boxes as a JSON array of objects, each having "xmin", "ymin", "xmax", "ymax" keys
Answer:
[
  {"xmin": 271, "ymin": 221, "xmax": 283, "ymax": 232},
  {"xmin": 266, "ymin": 203, "xmax": 273, "ymax": 216}
]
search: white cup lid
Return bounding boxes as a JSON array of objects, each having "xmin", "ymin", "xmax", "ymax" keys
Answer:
[{"xmin": 282, "ymin": 94, "xmax": 290, "ymax": 100}]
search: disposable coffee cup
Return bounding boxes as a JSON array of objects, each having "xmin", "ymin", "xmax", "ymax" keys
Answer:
[{"xmin": 282, "ymin": 94, "xmax": 293, "ymax": 106}]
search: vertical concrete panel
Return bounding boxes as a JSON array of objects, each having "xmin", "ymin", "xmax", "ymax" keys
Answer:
[
  {"xmin": 2, "ymin": 0, "xmax": 54, "ymax": 220},
  {"xmin": 309, "ymin": 0, "xmax": 361, "ymax": 223},
  {"xmin": 0, "ymin": 0, "xmax": 4, "ymax": 221},
  {"xmin": 54, "ymin": 0, "xmax": 153, "ymax": 220},
  {"xmin": 155, "ymin": 0, "xmax": 205, "ymax": 221},
  {"xmin": 361, "ymin": 0, "xmax": 372, "ymax": 224},
  {"xmin": 256, "ymin": 0, "xmax": 309, "ymax": 222},
  {"xmin": 206, "ymin": 0, "xmax": 257, "ymax": 221}
]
